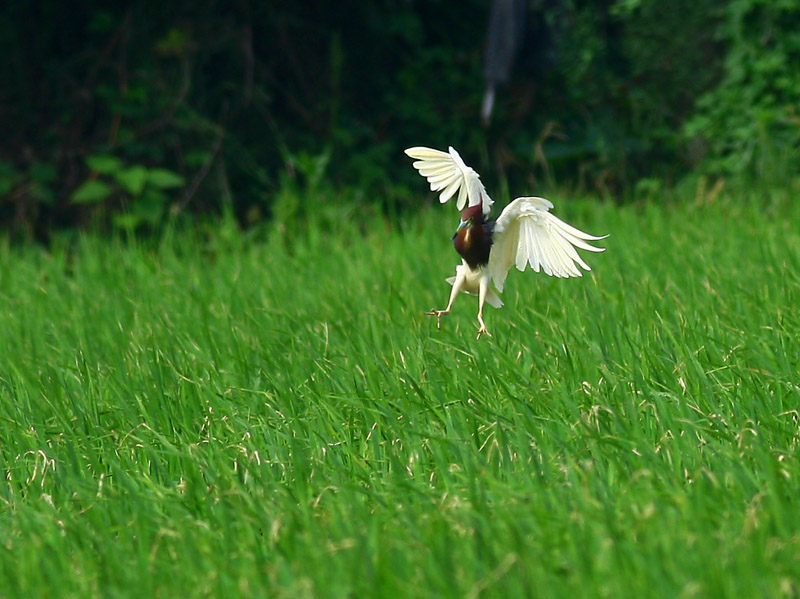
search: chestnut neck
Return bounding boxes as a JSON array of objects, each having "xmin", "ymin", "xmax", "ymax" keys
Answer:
[{"xmin": 453, "ymin": 214, "xmax": 492, "ymax": 269}]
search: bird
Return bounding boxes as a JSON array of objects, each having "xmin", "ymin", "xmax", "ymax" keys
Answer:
[{"xmin": 405, "ymin": 145, "xmax": 607, "ymax": 339}]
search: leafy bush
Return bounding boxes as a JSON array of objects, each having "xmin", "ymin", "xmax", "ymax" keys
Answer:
[
  {"xmin": 684, "ymin": 0, "xmax": 800, "ymax": 181},
  {"xmin": 71, "ymin": 155, "xmax": 184, "ymax": 232}
]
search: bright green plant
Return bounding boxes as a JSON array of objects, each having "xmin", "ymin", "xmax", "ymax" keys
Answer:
[{"xmin": 71, "ymin": 155, "xmax": 184, "ymax": 231}]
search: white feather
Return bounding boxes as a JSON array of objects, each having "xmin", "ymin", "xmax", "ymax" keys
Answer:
[
  {"xmin": 404, "ymin": 146, "xmax": 494, "ymax": 214},
  {"xmin": 489, "ymin": 197, "xmax": 607, "ymax": 291}
]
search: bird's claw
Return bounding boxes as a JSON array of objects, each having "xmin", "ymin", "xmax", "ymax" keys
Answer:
[
  {"xmin": 476, "ymin": 314, "xmax": 492, "ymax": 340},
  {"xmin": 476, "ymin": 326, "xmax": 492, "ymax": 340},
  {"xmin": 425, "ymin": 309, "xmax": 449, "ymax": 329}
]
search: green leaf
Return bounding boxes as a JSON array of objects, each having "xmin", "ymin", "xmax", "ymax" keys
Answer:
[
  {"xmin": 111, "ymin": 212, "xmax": 140, "ymax": 232},
  {"xmin": 88, "ymin": 10, "xmax": 116, "ymax": 34},
  {"xmin": 147, "ymin": 168, "xmax": 184, "ymax": 189},
  {"xmin": 30, "ymin": 161, "xmax": 58, "ymax": 184},
  {"xmin": 30, "ymin": 182, "xmax": 56, "ymax": 206},
  {"xmin": 115, "ymin": 165, "xmax": 148, "ymax": 196},
  {"xmin": 184, "ymin": 151, "xmax": 207, "ymax": 168},
  {"xmin": 0, "ymin": 161, "xmax": 20, "ymax": 196},
  {"xmin": 155, "ymin": 27, "xmax": 191, "ymax": 57},
  {"xmin": 71, "ymin": 180, "xmax": 112, "ymax": 204},
  {"xmin": 112, "ymin": 190, "xmax": 167, "ymax": 232},
  {"xmin": 86, "ymin": 155, "xmax": 123, "ymax": 175}
]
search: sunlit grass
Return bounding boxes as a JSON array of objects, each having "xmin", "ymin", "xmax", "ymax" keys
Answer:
[{"xmin": 1, "ymin": 192, "xmax": 799, "ymax": 598}]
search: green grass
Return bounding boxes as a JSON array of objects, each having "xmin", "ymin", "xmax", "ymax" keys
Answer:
[{"xmin": 1, "ymin": 192, "xmax": 799, "ymax": 598}]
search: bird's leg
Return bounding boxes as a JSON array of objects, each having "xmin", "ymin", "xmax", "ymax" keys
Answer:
[
  {"xmin": 426, "ymin": 267, "xmax": 465, "ymax": 329},
  {"xmin": 476, "ymin": 311, "xmax": 491, "ymax": 339},
  {"xmin": 476, "ymin": 274, "xmax": 492, "ymax": 339}
]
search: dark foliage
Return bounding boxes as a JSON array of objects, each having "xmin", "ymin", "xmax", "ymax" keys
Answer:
[{"xmin": 0, "ymin": 0, "xmax": 797, "ymax": 238}]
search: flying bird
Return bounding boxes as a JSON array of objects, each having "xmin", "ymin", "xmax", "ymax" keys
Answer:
[{"xmin": 405, "ymin": 146, "xmax": 607, "ymax": 339}]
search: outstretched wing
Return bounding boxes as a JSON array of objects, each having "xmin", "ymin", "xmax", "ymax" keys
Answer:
[
  {"xmin": 404, "ymin": 146, "xmax": 494, "ymax": 214},
  {"xmin": 488, "ymin": 197, "xmax": 607, "ymax": 291}
]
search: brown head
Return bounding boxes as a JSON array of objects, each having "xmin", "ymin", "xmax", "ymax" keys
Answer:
[{"xmin": 459, "ymin": 203, "xmax": 483, "ymax": 224}]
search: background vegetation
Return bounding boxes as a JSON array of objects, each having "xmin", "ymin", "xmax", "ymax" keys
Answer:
[{"xmin": 2, "ymin": 0, "xmax": 799, "ymax": 239}]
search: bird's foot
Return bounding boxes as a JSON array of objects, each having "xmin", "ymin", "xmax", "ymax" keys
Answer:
[
  {"xmin": 425, "ymin": 309, "xmax": 449, "ymax": 329},
  {"xmin": 476, "ymin": 314, "xmax": 492, "ymax": 340}
]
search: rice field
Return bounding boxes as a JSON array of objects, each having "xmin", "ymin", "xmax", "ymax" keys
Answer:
[{"xmin": 1, "ymin": 190, "xmax": 799, "ymax": 598}]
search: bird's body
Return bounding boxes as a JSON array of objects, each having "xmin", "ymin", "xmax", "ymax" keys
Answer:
[
  {"xmin": 405, "ymin": 145, "xmax": 607, "ymax": 339},
  {"xmin": 446, "ymin": 262, "xmax": 504, "ymax": 308},
  {"xmin": 453, "ymin": 207, "xmax": 493, "ymax": 269}
]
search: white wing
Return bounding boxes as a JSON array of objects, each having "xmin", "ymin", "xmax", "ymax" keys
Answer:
[
  {"xmin": 488, "ymin": 197, "xmax": 607, "ymax": 291},
  {"xmin": 404, "ymin": 146, "xmax": 494, "ymax": 214}
]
